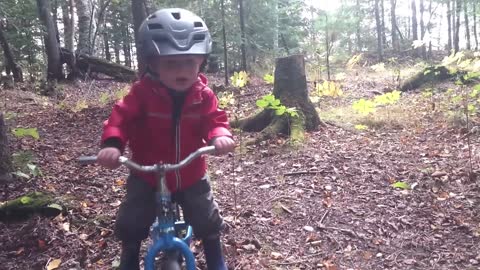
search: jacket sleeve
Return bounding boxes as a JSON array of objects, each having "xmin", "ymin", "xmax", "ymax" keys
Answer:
[
  {"xmin": 101, "ymin": 83, "xmax": 143, "ymax": 151},
  {"xmin": 202, "ymin": 90, "xmax": 233, "ymax": 143}
]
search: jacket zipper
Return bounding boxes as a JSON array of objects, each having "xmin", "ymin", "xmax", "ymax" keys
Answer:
[{"xmin": 175, "ymin": 117, "xmax": 181, "ymax": 190}]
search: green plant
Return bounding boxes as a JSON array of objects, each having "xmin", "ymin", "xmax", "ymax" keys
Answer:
[
  {"xmin": 12, "ymin": 127, "xmax": 40, "ymax": 140},
  {"xmin": 12, "ymin": 151, "xmax": 42, "ymax": 179},
  {"xmin": 72, "ymin": 99, "xmax": 88, "ymax": 112},
  {"xmin": 263, "ymin": 73, "xmax": 274, "ymax": 85},
  {"xmin": 217, "ymin": 92, "xmax": 236, "ymax": 109},
  {"xmin": 230, "ymin": 71, "xmax": 249, "ymax": 88},
  {"xmin": 256, "ymin": 94, "xmax": 298, "ymax": 117},
  {"xmin": 373, "ymin": 90, "xmax": 401, "ymax": 106},
  {"xmin": 352, "ymin": 99, "xmax": 376, "ymax": 116},
  {"xmin": 115, "ymin": 87, "xmax": 129, "ymax": 100},
  {"xmin": 99, "ymin": 92, "xmax": 111, "ymax": 105},
  {"xmin": 316, "ymin": 81, "xmax": 343, "ymax": 97},
  {"xmin": 346, "ymin": 53, "xmax": 363, "ymax": 70}
]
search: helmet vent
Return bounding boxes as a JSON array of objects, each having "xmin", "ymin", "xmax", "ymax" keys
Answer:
[
  {"xmin": 148, "ymin": 14, "xmax": 156, "ymax": 19},
  {"xmin": 172, "ymin": 12, "xmax": 181, "ymax": 20},
  {"xmin": 148, "ymin": 23, "xmax": 163, "ymax": 30},
  {"xmin": 193, "ymin": 34, "xmax": 206, "ymax": 41},
  {"xmin": 194, "ymin": 22, "xmax": 203, "ymax": 28}
]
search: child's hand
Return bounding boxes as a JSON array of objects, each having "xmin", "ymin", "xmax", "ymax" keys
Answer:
[
  {"xmin": 212, "ymin": 136, "xmax": 235, "ymax": 155},
  {"xmin": 97, "ymin": 147, "xmax": 121, "ymax": 169}
]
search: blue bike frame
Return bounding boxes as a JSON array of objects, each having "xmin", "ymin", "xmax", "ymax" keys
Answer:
[{"xmin": 79, "ymin": 146, "xmax": 216, "ymax": 270}]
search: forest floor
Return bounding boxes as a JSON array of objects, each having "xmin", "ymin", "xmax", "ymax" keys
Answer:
[{"xmin": 1, "ymin": 61, "xmax": 480, "ymax": 270}]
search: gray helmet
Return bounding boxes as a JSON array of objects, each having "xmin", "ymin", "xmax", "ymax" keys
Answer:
[{"xmin": 138, "ymin": 8, "xmax": 212, "ymax": 58}]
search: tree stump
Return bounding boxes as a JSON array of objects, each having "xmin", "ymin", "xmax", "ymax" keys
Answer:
[
  {"xmin": 0, "ymin": 113, "xmax": 13, "ymax": 182},
  {"xmin": 232, "ymin": 54, "xmax": 323, "ymax": 143}
]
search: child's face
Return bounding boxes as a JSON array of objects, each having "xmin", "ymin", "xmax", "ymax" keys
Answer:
[{"xmin": 150, "ymin": 55, "xmax": 205, "ymax": 91}]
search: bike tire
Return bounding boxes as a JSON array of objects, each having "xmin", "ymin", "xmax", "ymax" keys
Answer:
[{"xmin": 159, "ymin": 258, "xmax": 182, "ymax": 270}]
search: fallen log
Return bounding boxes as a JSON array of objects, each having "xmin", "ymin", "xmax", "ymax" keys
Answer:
[{"xmin": 0, "ymin": 192, "xmax": 64, "ymax": 221}]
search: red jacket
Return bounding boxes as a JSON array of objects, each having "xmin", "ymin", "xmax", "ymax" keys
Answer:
[{"xmin": 101, "ymin": 74, "xmax": 232, "ymax": 192}]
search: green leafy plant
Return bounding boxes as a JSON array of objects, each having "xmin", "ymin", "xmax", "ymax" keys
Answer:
[
  {"xmin": 256, "ymin": 94, "xmax": 298, "ymax": 117},
  {"xmin": 72, "ymin": 99, "xmax": 88, "ymax": 112},
  {"xmin": 392, "ymin": 181, "xmax": 410, "ymax": 190},
  {"xmin": 230, "ymin": 71, "xmax": 249, "ymax": 88},
  {"xmin": 346, "ymin": 53, "xmax": 363, "ymax": 70},
  {"xmin": 115, "ymin": 87, "xmax": 129, "ymax": 100},
  {"xmin": 99, "ymin": 92, "xmax": 111, "ymax": 105},
  {"xmin": 354, "ymin": 124, "xmax": 368, "ymax": 131},
  {"xmin": 316, "ymin": 81, "xmax": 343, "ymax": 97},
  {"xmin": 217, "ymin": 92, "xmax": 236, "ymax": 109},
  {"xmin": 263, "ymin": 73, "xmax": 274, "ymax": 85},
  {"xmin": 12, "ymin": 151, "xmax": 42, "ymax": 179},
  {"xmin": 373, "ymin": 90, "xmax": 401, "ymax": 106},
  {"xmin": 12, "ymin": 127, "xmax": 40, "ymax": 140},
  {"xmin": 352, "ymin": 99, "xmax": 376, "ymax": 116}
]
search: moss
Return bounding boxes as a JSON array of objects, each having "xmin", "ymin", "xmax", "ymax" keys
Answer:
[{"xmin": 0, "ymin": 192, "xmax": 63, "ymax": 221}]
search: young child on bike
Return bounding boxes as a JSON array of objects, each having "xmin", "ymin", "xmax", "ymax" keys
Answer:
[{"xmin": 96, "ymin": 8, "xmax": 234, "ymax": 270}]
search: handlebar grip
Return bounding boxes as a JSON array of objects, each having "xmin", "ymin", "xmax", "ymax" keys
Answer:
[{"xmin": 78, "ymin": 156, "xmax": 98, "ymax": 165}]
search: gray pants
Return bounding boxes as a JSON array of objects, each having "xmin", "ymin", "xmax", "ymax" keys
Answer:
[{"xmin": 115, "ymin": 174, "xmax": 224, "ymax": 243}]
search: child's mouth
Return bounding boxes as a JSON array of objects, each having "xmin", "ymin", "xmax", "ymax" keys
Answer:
[{"xmin": 176, "ymin": 78, "xmax": 188, "ymax": 84}]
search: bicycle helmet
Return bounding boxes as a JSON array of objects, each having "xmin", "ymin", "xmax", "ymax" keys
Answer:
[{"xmin": 138, "ymin": 8, "xmax": 212, "ymax": 59}]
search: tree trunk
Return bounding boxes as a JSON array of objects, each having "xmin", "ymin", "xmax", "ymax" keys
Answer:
[
  {"xmin": 131, "ymin": 0, "xmax": 148, "ymax": 74},
  {"xmin": 0, "ymin": 23, "xmax": 23, "ymax": 82},
  {"xmin": 75, "ymin": 0, "xmax": 95, "ymax": 55},
  {"xmin": 474, "ymin": 2, "xmax": 478, "ymax": 51},
  {"xmin": 37, "ymin": 0, "xmax": 63, "ymax": 81},
  {"xmin": 356, "ymin": 0, "xmax": 362, "ymax": 51},
  {"xmin": 91, "ymin": 0, "xmax": 111, "ymax": 57},
  {"xmin": 412, "ymin": 0, "xmax": 418, "ymax": 41},
  {"xmin": 381, "ymin": 0, "xmax": 387, "ymax": 48},
  {"xmin": 0, "ymin": 113, "xmax": 13, "ymax": 182},
  {"xmin": 239, "ymin": 0, "xmax": 247, "ymax": 71},
  {"xmin": 123, "ymin": 28, "xmax": 132, "ymax": 68},
  {"xmin": 0, "ymin": 192, "xmax": 64, "ymax": 221},
  {"xmin": 103, "ymin": 28, "xmax": 111, "ymax": 61},
  {"xmin": 62, "ymin": 0, "xmax": 75, "ymax": 52},
  {"xmin": 454, "ymin": 0, "xmax": 461, "ymax": 53},
  {"xmin": 231, "ymin": 55, "xmax": 322, "ymax": 143},
  {"xmin": 428, "ymin": 0, "xmax": 432, "ymax": 58},
  {"xmin": 114, "ymin": 38, "xmax": 121, "ymax": 64},
  {"xmin": 60, "ymin": 48, "xmax": 136, "ymax": 82},
  {"xmin": 420, "ymin": 0, "xmax": 427, "ymax": 59},
  {"xmin": 391, "ymin": 0, "xmax": 399, "ymax": 51},
  {"xmin": 464, "ymin": 0, "xmax": 471, "ymax": 50},
  {"xmin": 221, "ymin": 0, "xmax": 229, "ymax": 85},
  {"xmin": 375, "ymin": 0, "xmax": 384, "ymax": 61},
  {"xmin": 52, "ymin": 0, "xmax": 60, "ymax": 44},
  {"xmin": 447, "ymin": 0, "xmax": 452, "ymax": 51}
]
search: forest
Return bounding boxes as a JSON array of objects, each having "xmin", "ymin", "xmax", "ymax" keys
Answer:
[{"xmin": 0, "ymin": 0, "xmax": 480, "ymax": 269}]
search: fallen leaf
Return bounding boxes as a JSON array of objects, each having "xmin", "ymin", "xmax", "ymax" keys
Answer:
[
  {"xmin": 38, "ymin": 239, "xmax": 46, "ymax": 250},
  {"xmin": 115, "ymin": 179, "xmax": 125, "ymax": 186},
  {"xmin": 323, "ymin": 197, "xmax": 333, "ymax": 208},
  {"xmin": 46, "ymin": 258, "xmax": 62, "ymax": 270},
  {"xmin": 431, "ymin": 171, "xmax": 448, "ymax": 178},
  {"xmin": 242, "ymin": 244, "xmax": 256, "ymax": 251},
  {"xmin": 62, "ymin": 222, "xmax": 70, "ymax": 232},
  {"xmin": 303, "ymin": 226, "xmax": 314, "ymax": 232},
  {"xmin": 110, "ymin": 200, "xmax": 122, "ymax": 207},
  {"xmin": 15, "ymin": 247, "xmax": 24, "ymax": 256},
  {"xmin": 392, "ymin": 181, "xmax": 410, "ymax": 190},
  {"xmin": 271, "ymin": 252, "xmax": 283, "ymax": 259},
  {"xmin": 259, "ymin": 184, "xmax": 271, "ymax": 189}
]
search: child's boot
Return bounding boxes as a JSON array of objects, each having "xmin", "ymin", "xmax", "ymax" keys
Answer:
[
  {"xmin": 203, "ymin": 236, "xmax": 227, "ymax": 270},
  {"xmin": 119, "ymin": 241, "xmax": 141, "ymax": 270}
]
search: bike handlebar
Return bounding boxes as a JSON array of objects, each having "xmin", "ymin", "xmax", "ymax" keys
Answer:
[{"xmin": 78, "ymin": 146, "xmax": 216, "ymax": 172}]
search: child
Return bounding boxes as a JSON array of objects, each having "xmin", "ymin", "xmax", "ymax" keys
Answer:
[{"xmin": 96, "ymin": 8, "xmax": 234, "ymax": 270}]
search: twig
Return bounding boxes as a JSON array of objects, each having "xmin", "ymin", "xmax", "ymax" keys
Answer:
[
  {"xmin": 266, "ymin": 195, "xmax": 295, "ymax": 203},
  {"xmin": 317, "ymin": 224, "xmax": 360, "ymax": 238},
  {"xmin": 283, "ymin": 171, "xmax": 321, "ymax": 176},
  {"xmin": 274, "ymin": 252, "xmax": 324, "ymax": 265},
  {"xmin": 319, "ymin": 209, "xmax": 330, "ymax": 225}
]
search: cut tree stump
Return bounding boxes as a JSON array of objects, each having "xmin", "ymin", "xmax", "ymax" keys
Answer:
[
  {"xmin": 232, "ymin": 54, "xmax": 324, "ymax": 144},
  {"xmin": 0, "ymin": 192, "xmax": 64, "ymax": 221}
]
